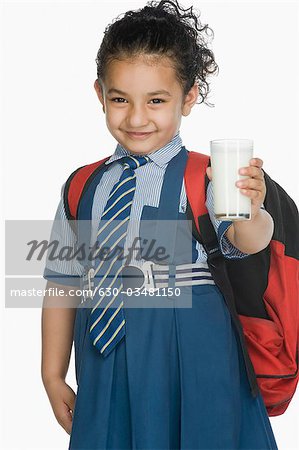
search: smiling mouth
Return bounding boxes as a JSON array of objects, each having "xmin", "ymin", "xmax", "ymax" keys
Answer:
[
  {"xmin": 126, "ymin": 131, "xmax": 154, "ymax": 135},
  {"xmin": 125, "ymin": 131, "xmax": 155, "ymax": 139}
]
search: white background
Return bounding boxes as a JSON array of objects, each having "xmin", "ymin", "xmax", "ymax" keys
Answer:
[{"xmin": 1, "ymin": 0, "xmax": 299, "ymax": 449}]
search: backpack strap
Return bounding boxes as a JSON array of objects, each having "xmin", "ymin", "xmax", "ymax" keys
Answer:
[
  {"xmin": 63, "ymin": 156, "xmax": 111, "ymax": 226},
  {"xmin": 184, "ymin": 150, "xmax": 260, "ymax": 398},
  {"xmin": 184, "ymin": 151, "xmax": 223, "ymax": 261},
  {"xmin": 184, "ymin": 150, "xmax": 269, "ymax": 319},
  {"xmin": 184, "ymin": 151, "xmax": 210, "ymax": 233}
]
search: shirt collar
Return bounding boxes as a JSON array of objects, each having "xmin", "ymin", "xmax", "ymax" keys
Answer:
[{"xmin": 104, "ymin": 132, "xmax": 183, "ymax": 168}]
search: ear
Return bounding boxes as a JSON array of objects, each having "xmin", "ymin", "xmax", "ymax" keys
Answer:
[
  {"xmin": 181, "ymin": 83, "xmax": 199, "ymax": 116},
  {"xmin": 94, "ymin": 79, "xmax": 105, "ymax": 113}
]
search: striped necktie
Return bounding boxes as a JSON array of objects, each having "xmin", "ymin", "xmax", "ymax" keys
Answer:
[{"xmin": 89, "ymin": 153, "xmax": 150, "ymax": 357}]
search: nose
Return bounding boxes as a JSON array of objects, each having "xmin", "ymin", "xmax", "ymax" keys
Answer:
[{"xmin": 126, "ymin": 104, "xmax": 149, "ymax": 128}]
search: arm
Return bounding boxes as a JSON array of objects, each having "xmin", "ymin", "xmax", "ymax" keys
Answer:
[
  {"xmin": 41, "ymin": 281, "xmax": 80, "ymax": 385},
  {"xmin": 225, "ymin": 208, "xmax": 274, "ymax": 254},
  {"xmin": 41, "ymin": 182, "xmax": 84, "ymax": 434},
  {"xmin": 41, "ymin": 281, "xmax": 81, "ymax": 435}
]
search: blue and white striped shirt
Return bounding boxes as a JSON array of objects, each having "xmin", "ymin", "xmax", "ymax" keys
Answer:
[{"xmin": 44, "ymin": 132, "xmax": 249, "ymax": 284}]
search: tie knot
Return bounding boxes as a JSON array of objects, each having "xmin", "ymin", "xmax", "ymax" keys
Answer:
[{"xmin": 121, "ymin": 154, "xmax": 150, "ymax": 170}]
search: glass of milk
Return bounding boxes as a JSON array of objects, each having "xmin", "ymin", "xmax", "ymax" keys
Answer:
[{"xmin": 210, "ymin": 139, "xmax": 253, "ymax": 221}]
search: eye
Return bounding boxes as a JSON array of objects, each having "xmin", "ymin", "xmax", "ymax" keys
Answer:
[
  {"xmin": 150, "ymin": 98, "xmax": 165, "ymax": 104},
  {"xmin": 111, "ymin": 97, "xmax": 127, "ymax": 103}
]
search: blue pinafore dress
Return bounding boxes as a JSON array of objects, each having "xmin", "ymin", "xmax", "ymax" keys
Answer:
[{"xmin": 68, "ymin": 147, "xmax": 278, "ymax": 450}]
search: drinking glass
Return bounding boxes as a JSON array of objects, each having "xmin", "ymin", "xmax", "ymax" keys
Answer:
[{"xmin": 210, "ymin": 139, "xmax": 253, "ymax": 220}]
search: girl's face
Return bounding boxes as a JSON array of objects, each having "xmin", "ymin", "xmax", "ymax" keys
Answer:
[{"xmin": 94, "ymin": 55, "xmax": 198, "ymax": 155}]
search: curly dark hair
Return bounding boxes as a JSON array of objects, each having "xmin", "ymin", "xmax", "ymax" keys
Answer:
[{"xmin": 95, "ymin": 0, "xmax": 219, "ymax": 106}]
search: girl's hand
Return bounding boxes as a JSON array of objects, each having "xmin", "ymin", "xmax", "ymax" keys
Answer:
[
  {"xmin": 235, "ymin": 158, "xmax": 266, "ymax": 219},
  {"xmin": 206, "ymin": 158, "xmax": 266, "ymax": 220},
  {"xmin": 43, "ymin": 377, "xmax": 76, "ymax": 435}
]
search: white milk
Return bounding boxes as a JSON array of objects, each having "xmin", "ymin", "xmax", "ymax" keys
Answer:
[{"xmin": 210, "ymin": 139, "xmax": 253, "ymax": 220}]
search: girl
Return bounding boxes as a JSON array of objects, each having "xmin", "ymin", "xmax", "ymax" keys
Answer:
[{"xmin": 41, "ymin": 0, "xmax": 278, "ymax": 448}]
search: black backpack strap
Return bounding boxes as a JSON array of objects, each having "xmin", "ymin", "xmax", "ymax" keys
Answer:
[
  {"xmin": 63, "ymin": 165, "xmax": 86, "ymax": 227},
  {"xmin": 197, "ymin": 213, "xmax": 260, "ymax": 398}
]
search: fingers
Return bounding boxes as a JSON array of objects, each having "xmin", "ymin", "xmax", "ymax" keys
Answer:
[
  {"xmin": 237, "ymin": 188, "xmax": 262, "ymax": 199},
  {"xmin": 55, "ymin": 388, "xmax": 76, "ymax": 435},
  {"xmin": 56, "ymin": 404, "xmax": 73, "ymax": 435},
  {"xmin": 236, "ymin": 178, "xmax": 264, "ymax": 191},
  {"xmin": 250, "ymin": 157, "xmax": 263, "ymax": 167},
  {"xmin": 239, "ymin": 158, "xmax": 264, "ymax": 180},
  {"xmin": 48, "ymin": 380, "xmax": 76, "ymax": 436},
  {"xmin": 239, "ymin": 166, "xmax": 264, "ymax": 180},
  {"xmin": 60, "ymin": 386, "xmax": 76, "ymax": 434},
  {"xmin": 65, "ymin": 385, "xmax": 76, "ymax": 412},
  {"xmin": 236, "ymin": 157, "xmax": 266, "ymax": 202}
]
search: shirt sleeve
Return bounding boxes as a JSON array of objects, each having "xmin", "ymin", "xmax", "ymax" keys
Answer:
[
  {"xmin": 205, "ymin": 181, "xmax": 250, "ymax": 259},
  {"xmin": 43, "ymin": 183, "xmax": 85, "ymax": 286}
]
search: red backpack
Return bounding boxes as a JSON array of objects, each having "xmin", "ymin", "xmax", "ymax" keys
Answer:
[
  {"xmin": 185, "ymin": 152, "xmax": 299, "ymax": 417},
  {"xmin": 64, "ymin": 150, "xmax": 299, "ymax": 416}
]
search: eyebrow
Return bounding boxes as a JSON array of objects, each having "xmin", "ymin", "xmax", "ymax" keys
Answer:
[{"xmin": 107, "ymin": 88, "xmax": 172, "ymax": 97}]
